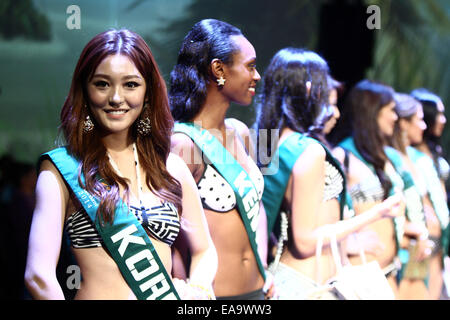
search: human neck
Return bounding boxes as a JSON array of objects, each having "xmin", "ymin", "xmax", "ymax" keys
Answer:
[
  {"xmin": 101, "ymin": 131, "xmax": 134, "ymax": 154},
  {"xmin": 415, "ymin": 142, "xmax": 431, "ymax": 156},
  {"xmin": 193, "ymin": 86, "xmax": 230, "ymax": 131}
]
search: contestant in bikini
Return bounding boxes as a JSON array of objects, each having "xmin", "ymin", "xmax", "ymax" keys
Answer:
[
  {"xmin": 389, "ymin": 93, "xmax": 435, "ymax": 299},
  {"xmin": 333, "ymin": 80, "xmax": 429, "ymax": 298},
  {"xmin": 410, "ymin": 88, "xmax": 450, "ymax": 299},
  {"xmin": 256, "ymin": 48, "xmax": 402, "ymax": 300},
  {"xmin": 169, "ymin": 19, "xmax": 274, "ymax": 300},
  {"xmin": 24, "ymin": 29, "xmax": 217, "ymax": 300}
]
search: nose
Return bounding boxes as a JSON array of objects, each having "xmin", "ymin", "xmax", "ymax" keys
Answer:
[
  {"xmin": 420, "ymin": 120, "xmax": 427, "ymax": 131},
  {"xmin": 392, "ymin": 111, "xmax": 398, "ymax": 122},
  {"xmin": 109, "ymin": 86, "xmax": 124, "ymax": 107},
  {"xmin": 254, "ymin": 68, "xmax": 261, "ymax": 82},
  {"xmin": 334, "ymin": 106, "xmax": 340, "ymax": 120}
]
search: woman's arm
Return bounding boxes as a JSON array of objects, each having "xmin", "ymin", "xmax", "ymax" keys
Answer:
[
  {"xmin": 167, "ymin": 153, "xmax": 218, "ymax": 291},
  {"xmin": 290, "ymin": 144, "xmax": 403, "ymax": 258},
  {"xmin": 24, "ymin": 160, "xmax": 68, "ymax": 299}
]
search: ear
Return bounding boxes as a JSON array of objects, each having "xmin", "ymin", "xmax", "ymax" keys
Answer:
[{"xmin": 210, "ymin": 58, "xmax": 225, "ymax": 80}]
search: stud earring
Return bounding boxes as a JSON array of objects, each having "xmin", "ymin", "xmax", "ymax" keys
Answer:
[
  {"xmin": 137, "ymin": 117, "xmax": 151, "ymax": 136},
  {"xmin": 216, "ymin": 76, "xmax": 226, "ymax": 87},
  {"xmin": 305, "ymin": 81, "xmax": 312, "ymax": 98}
]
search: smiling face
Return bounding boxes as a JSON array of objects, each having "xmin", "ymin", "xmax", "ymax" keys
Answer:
[
  {"xmin": 433, "ymin": 99, "xmax": 446, "ymax": 137},
  {"xmin": 221, "ymin": 35, "xmax": 261, "ymax": 106},
  {"xmin": 86, "ymin": 54, "xmax": 147, "ymax": 136},
  {"xmin": 377, "ymin": 100, "xmax": 398, "ymax": 137},
  {"xmin": 403, "ymin": 105, "xmax": 427, "ymax": 145}
]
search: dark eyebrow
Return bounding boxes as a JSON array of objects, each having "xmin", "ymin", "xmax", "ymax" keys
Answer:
[
  {"xmin": 91, "ymin": 74, "xmax": 143, "ymax": 80},
  {"xmin": 245, "ymin": 57, "xmax": 257, "ymax": 64}
]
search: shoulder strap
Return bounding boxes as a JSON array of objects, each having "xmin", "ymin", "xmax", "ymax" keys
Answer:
[
  {"xmin": 339, "ymin": 138, "xmax": 405, "ymax": 250},
  {"xmin": 174, "ymin": 122, "xmax": 266, "ymax": 280},
  {"xmin": 43, "ymin": 147, "xmax": 180, "ymax": 300}
]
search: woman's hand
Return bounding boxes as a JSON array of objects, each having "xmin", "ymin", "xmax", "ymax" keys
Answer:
[
  {"xmin": 172, "ymin": 278, "xmax": 215, "ymax": 300},
  {"xmin": 263, "ymin": 270, "xmax": 278, "ymax": 300},
  {"xmin": 377, "ymin": 193, "xmax": 405, "ymax": 219}
]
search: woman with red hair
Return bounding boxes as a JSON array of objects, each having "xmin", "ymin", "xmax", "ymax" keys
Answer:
[{"xmin": 24, "ymin": 29, "xmax": 217, "ymax": 300}]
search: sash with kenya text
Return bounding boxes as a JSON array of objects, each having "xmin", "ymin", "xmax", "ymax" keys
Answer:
[
  {"xmin": 174, "ymin": 122, "xmax": 266, "ymax": 281},
  {"xmin": 43, "ymin": 147, "xmax": 180, "ymax": 300}
]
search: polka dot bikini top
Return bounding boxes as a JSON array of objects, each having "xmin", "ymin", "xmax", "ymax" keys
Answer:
[{"xmin": 197, "ymin": 155, "xmax": 264, "ymax": 213}]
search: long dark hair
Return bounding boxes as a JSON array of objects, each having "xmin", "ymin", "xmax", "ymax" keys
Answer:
[
  {"xmin": 346, "ymin": 79, "xmax": 395, "ymax": 199},
  {"xmin": 59, "ymin": 29, "xmax": 182, "ymax": 224},
  {"xmin": 410, "ymin": 88, "xmax": 445, "ymax": 163},
  {"xmin": 255, "ymin": 47, "xmax": 330, "ymax": 165},
  {"xmin": 169, "ymin": 19, "xmax": 243, "ymax": 122}
]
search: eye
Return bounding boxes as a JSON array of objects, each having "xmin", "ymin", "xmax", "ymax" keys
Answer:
[
  {"xmin": 125, "ymin": 81, "xmax": 140, "ymax": 88},
  {"xmin": 94, "ymin": 80, "xmax": 108, "ymax": 88}
]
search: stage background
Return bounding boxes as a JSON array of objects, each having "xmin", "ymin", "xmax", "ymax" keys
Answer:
[
  {"xmin": 0, "ymin": 0, "xmax": 449, "ymax": 301},
  {"xmin": 0, "ymin": 0, "xmax": 448, "ymax": 163}
]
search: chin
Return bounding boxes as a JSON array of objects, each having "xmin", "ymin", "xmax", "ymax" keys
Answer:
[{"xmin": 234, "ymin": 100, "xmax": 252, "ymax": 106}]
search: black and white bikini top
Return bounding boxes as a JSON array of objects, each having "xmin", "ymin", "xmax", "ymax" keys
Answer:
[
  {"xmin": 197, "ymin": 156, "xmax": 264, "ymax": 213},
  {"xmin": 65, "ymin": 200, "xmax": 181, "ymax": 249},
  {"xmin": 323, "ymin": 160, "xmax": 344, "ymax": 202},
  {"xmin": 348, "ymin": 166, "xmax": 404, "ymax": 204}
]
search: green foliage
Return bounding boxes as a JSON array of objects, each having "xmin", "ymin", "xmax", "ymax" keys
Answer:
[
  {"xmin": 0, "ymin": 0, "xmax": 51, "ymax": 41},
  {"xmin": 365, "ymin": 0, "xmax": 450, "ymax": 157}
]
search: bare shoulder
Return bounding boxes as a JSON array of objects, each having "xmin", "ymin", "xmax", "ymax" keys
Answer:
[
  {"xmin": 166, "ymin": 152, "xmax": 192, "ymax": 183},
  {"xmin": 292, "ymin": 141, "xmax": 326, "ymax": 175},
  {"xmin": 226, "ymin": 118, "xmax": 251, "ymax": 139},
  {"xmin": 171, "ymin": 132, "xmax": 197, "ymax": 154},
  {"xmin": 36, "ymin": 158, "xmax": 70, "ymax": 205},
  {"xmin": 167, "ymin": 152, "xmax": 188, "ymax": 168},
  {"xmin": 39, "ymin": 159, "xmax": 65, "ymax": 185},
  {"xmin": 331, "ymin": 146, "xmax": 346, "ymax": 164},
  {"xmin": 170, "ymin": 131, "xmax": 203, "ymax": 175}
]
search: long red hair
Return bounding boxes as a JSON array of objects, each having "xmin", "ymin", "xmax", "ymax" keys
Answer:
[{"xmin": 59, "ymin": 29, "xmax": 181, "ymax": 224}]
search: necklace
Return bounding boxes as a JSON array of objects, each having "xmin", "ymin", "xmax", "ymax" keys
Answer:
[{"xmin": 107, "ymin": 143, "xmax": 144, "ymax": 205}]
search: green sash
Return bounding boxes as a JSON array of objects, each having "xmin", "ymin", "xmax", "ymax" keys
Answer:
[
  {"xmin": 408, "ymin": 146, "xmax": 450, "ymax": 257},
  {"xmin": 173, "ymin": 122, "xmax": 266, "ymax": 280},
  {"xmin": 44, "ymin": 147, "xmax": 180, "ymax": 300},
  {"xmin": 338, "ymin": 137, "xmax": 427, "ymax": 248},
  {"xmin": 263, "ymin": 132, "xmax": 347, "ymax": 235}
]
